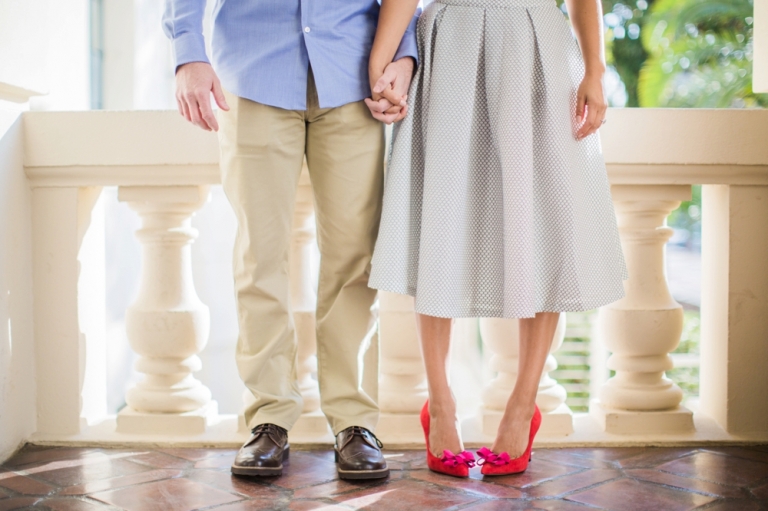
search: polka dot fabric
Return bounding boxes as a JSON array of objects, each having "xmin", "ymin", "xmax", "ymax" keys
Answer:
[{"xmin": 369, "ymin": 0, "xmax": 629, "ymax": 319}]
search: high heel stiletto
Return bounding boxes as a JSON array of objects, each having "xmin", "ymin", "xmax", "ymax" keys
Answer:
[
  {"xmin": 478, "ymin": 405, "xmax": 542, "ymax": 476},
  {"xmin": 420, "ymin": 401, "xmax": 476, "ymax": 478}
]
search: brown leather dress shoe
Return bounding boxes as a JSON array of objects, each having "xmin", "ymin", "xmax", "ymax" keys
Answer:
[
  {"xmin": 231, "ymin": 423, "xmax": 289, "ymax": 477},
  {"xmin": 335, "ymin": 426, "xmax": 389, "ymax": 479}
]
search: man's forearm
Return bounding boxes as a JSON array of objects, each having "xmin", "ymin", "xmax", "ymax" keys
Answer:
[{"xmin": 162, "ymin": 0, "xmax": 210, "ymax": 70}]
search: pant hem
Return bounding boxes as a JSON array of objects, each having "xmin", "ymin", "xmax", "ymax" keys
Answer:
[
  {"xmin": 331, "ymin": 419, "xmax": 379, "ymax": 438},
  {"xmin": 247, "ymin": 418, "xmax": 296, "ymax": 434}
]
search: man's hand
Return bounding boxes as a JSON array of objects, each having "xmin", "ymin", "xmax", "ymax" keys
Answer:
[
  {"xmin": 365, "ymin": 57, "xmax": 414, "ymax": 124},
  {"xmin": 176, "ymin": 62, "xmax": 230, "ymax": 131}
]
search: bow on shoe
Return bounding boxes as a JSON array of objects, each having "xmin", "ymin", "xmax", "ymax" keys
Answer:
[
  {"xmin": 477, "ymin": 447, "xmax": 510, "ymax": 466},
  {"xmin": 442, "ymin": 450, "xmax": 476, "ymax": 468}
]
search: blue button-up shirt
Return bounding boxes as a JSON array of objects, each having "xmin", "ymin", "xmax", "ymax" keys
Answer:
[{"xmin": 163, "ymin": 1, "xmax": 419, "ymax": 110}]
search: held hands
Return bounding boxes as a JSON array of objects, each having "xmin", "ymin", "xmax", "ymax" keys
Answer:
[
  {"xmin": 365, "ymin": 57, "xmax": 414, "ymax": 124},
  {"xmin": 175, "ymin": 62, "xmax": 230, "ymax": 131},
  {"xmin": 575, "ymin": 72, "xmax": 607, "ymax": 140}
]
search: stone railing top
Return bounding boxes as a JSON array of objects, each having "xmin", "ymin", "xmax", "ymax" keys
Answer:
[{"xmin": 22, "ymin": 108, "xmax": 768, "ymax": 187}]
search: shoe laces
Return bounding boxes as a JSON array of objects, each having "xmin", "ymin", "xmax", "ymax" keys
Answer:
[
  {"xmin": 340, "ymin": 426, "xmax": 384, "ymax": 450},
  {"xmin": 249, "ymin": 423, "xmax": 286, "ymax": 446}
]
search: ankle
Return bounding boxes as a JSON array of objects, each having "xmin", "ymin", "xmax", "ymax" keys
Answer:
[
  {"xmin": 501, "ymin": 403, "xmax": 535, "ymax": 423},
  {"xmin": 428, "ymin": 394, "xmax": 456, "ymax": 415}
]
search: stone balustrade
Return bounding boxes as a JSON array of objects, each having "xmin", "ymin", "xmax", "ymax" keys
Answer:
[{"xmin": 18, "ymin": 108, "xmax": 768, "ymax": 446}]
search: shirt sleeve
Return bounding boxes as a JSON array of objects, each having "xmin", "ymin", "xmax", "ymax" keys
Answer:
[
  {"xmin": 393, "ymin": 8, "xmax": 422, "ymax": 66},
  {"xmin": 162, "ymin": 0, "xmax": 210, "ymax": 71}
]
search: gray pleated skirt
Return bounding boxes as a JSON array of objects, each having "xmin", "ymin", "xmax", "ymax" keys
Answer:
[{"xmin": 369, "ymin": 0, "xmax": 629, "ymax": 319}]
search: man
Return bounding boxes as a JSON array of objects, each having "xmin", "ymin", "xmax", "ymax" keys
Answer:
[{"xmin": 162, "ymin": 1, "xmax": 418, "ymax": 480}]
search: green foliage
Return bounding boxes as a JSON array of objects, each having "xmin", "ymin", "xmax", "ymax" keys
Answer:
[
  {"xmin": 639, "ymin": 0, "xmax": 764, "ymax": 107},
  {"xmin": 602, "ymin": 0, "xmax": 656, "ymax": 106},
  {"xmin": 667, "ymin": 184, "xmax": 701, "ymax": 242}
]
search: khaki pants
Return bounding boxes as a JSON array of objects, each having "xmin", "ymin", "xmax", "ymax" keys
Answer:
[{"xmin": 218, "ymin": 74, "xmax": 385, "ymax": 435}]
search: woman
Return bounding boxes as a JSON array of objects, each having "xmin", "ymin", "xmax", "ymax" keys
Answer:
[{"xmin": 368, "ymin": 0, "xmax": 628, "ymax": 477}]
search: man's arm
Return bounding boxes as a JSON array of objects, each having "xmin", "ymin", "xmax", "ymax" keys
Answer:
[{"xmin": 163, "ymin": 0, "xmax": 229, "ymax": 131}]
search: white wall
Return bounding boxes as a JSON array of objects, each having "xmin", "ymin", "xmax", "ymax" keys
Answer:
[
  {"xmin": 0, "ymin": 0, "xmax": 90, "ymax": 110},
  {"xmin": 0, "ymin": 111, "xmax": 36, "ymax": 461}
]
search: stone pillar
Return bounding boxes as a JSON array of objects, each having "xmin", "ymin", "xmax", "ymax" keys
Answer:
[
  {"xmin": 116, "ymin": 185, "xmax": 218, "ymax": 435},
  {"xmin": 700, "ymin": 185, "xmax": 768, "ymax": 435},
  {"xmin": 754, "ymin": 0, "xmax": 768, "ymax": 92},
  {"xmin": 479, "ymin": 314, "xmax": 572, "ymax": 438},
  {"xmin": 376, "ymin": 292, "xmax": 429, "ymax": 444},
  {"xmin": 32, "ymin": 186, "xmax": 104, "ymax": 435},
  {"xmin": 591, "ymin": 185, "xmax": 694, "ymax": 434}
]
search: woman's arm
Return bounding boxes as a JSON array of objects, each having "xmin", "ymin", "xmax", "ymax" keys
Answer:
[
  {"xmin": 564, "ymin": 0, "xmax": 608, "ymax": 140},
  {"xmin": 369, "ymin": 0, "xmax": 421, "ymax": 105}
]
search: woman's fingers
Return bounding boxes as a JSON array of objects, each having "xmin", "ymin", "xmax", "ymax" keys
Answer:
[
  {"xmin": 380, "ymin": 87, "xmax": 403, "ymax": 108},
  {"xmin": 393, "ymin": 104, "xmax": 409, "ymax": 123},
  {"xmin": 576, "ymin": 91, "xmax": 587, "ymax": 123},
  {"xmin": 576, "ymin": 98, "xmax": 607, "ymax": 140},
  {"xmin": 373, "ymin": 66, "xmax": 397, "ymax": 95},
  {"xmin": 365, "ymin": 97, "xmax": 404, "ymax": 124}
]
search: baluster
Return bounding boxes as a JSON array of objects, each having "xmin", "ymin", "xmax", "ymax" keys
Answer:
[
  {"xmin": 479, "ymin": 314, "xmax": 573, "ymax": 438},
  {"xmin": 376, "ymin": 292, "xmax": 429, "ymax": 443},
  {"xmin": 591, "ymin": 185, "xmax": 694, "ymax": 433},
  {"xmin": 116, "ymin": 185, "xmax": 218, "ymax": 434}
]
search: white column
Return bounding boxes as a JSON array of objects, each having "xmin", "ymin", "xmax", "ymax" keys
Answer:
[
  {"xmin": 288, "ymin": 169, "xmax": 331, "ymax": 441},
  {"xmin": 32, "ymin": 187, "xmax": 104, "ymax": 435},
  {"xmin": 376, "ymin": 292, "xmax": 429, "ymax": 444},
  {"xmin": 591, "ymin": 185, "xmax": 694, "ymax": 433},
  {"xmin": 754, "ymin": 0, "xmax": 768, "ymax": 92},
  {"xmin": 116, "ymin": 185, "xmax": 218, "ymax": 435},
  {"xmin": 479, "ymin": 314, "xmax": 572, "ymax": 438},
  {"xmin": 700, "ymin": 185, "xmax": 768, "ymax": 435}
]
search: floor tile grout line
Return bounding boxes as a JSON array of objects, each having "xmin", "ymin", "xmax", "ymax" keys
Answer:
[
  {"xmin": 651, "ymin": 466, "xmax": 766, "ymax": 492},
  {"xmin": 621, "ymin": 470, "xmax": 743, "ymax": 501},
  {"xmin": 527, "ymin": 474, "xmax": 625, "ymax": 501}
]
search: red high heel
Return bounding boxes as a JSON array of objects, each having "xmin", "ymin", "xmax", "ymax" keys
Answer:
[
  {"xmin": 478, "ymin": 405, "xmax": 542, "ymax": 476},
  {"xmin": 420, "ymin": 401, "xmax": 475, "ymax": 478}
]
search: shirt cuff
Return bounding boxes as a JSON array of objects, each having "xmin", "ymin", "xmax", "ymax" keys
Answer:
[
  {"xmin": 172, "ymin": 31, "xmax": 210, "ymax": 71},
  {"xmin": 393, "ymin": 14, "xmax": 420, "ymax": 66}
]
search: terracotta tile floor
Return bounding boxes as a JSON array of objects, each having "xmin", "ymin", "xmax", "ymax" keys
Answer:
[{"xmin": 1, "ymin": 445, "xmax": 767, "ymax": 510}]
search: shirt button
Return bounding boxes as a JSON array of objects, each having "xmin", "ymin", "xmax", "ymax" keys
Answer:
[{"xmin": 304, "ymin": 26, "xmax": 311, "ymax": 33}]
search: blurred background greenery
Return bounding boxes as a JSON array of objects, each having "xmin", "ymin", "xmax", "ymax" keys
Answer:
[{"xmin": 559, "ymin": 0, "xmax": 762, "ymax": 108}]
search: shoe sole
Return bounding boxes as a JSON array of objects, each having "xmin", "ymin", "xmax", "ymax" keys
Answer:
[
  {"xmin": 334, "ymin": 449, "xmax": 390, "ymax": 480},
  {"xmin": 231, "ymin": 446, "xmax": 290, "ymax": 477},
  {"xmin": 337, "ymin": 467, "xmax": 390, "ymax": 480}
]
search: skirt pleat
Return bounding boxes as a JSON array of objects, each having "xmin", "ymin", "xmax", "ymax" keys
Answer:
[{"xmin": 369, "ymin": 0, "xmax": 628, "ymax": 319}]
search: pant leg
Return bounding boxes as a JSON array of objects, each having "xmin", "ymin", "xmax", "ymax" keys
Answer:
[
  {"xmin": 218, "ymin": 89, "xmax": 307, "ymax": 431},
  {"xmin": 304, "ymin": 75, "xmax": 386, "ymax": 435}
]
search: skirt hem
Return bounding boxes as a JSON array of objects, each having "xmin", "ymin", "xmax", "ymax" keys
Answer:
[{"xmin": 369, "ymin": 282, "xmax": 626, "ymax": 319}]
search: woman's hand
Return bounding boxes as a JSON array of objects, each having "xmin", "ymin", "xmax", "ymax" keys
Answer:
[{"xmin": 575, "ymin": 72, "xmax": 607, "ymax": 140}]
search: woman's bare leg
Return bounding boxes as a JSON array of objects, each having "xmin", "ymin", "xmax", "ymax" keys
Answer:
[
  {"xmin": 417, "ymin": 313, "xmax": 463, "ymax": 457},
  {"xmin": 492, "ymin": 312, "xmax": 560, "ymax": 457}
]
